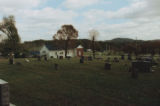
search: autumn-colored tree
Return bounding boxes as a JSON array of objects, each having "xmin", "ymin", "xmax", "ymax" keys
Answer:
[
  {"xmin": 0, "ymin": 15, "xmax": 21, "ymax": 56},
  {"xmin": 53, "ymin": 25, "xmax": 78, "ymax": 58},
  {"xmin": 89, "ymin": 29, "xmax": 99, "ymax": 59}
]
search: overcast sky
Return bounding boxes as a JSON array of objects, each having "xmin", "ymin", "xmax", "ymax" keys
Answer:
[{"xmin": 0, "ymin": 0, "xmax": 160, "ymax": 41}]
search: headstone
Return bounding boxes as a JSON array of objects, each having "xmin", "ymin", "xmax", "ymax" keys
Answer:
[
  {"xmin": 131, "ymin": 67, "xmax": 138, "ymax": 79},
  {"xmin": 66, "ymin": 56, "xmax": 71, "ymax": 60},
  {"xmin": 44, "ymin": 55, "xmax": 48, "ymax": 61},
  {"xmin": 151, "ymin": 59, "xmax": 158, "ymax": 66},
  {"xmin": 59, "ymin": 56, "xmax": 63, "ymax": 60},
  {"xmin": 129, "ymin": 67, "xmax": 132, "ymax": 72},
  {"xmin": 88, "ymin": 56, "xmax": 92, "ymax": 61},
  {"xmin": 54, "ymin": 63, "xmax": 58, "ymax": 70},
  {"xmin": 0, "ymin": 79, "xmax": 10, "ymax": 106},
  {"xmin": 104, "ymin": 63, "xmax": 111, "ymax": 70},
  {"xmin": 132, "ymin": 61, "xmax": 151, "ymax": 72},
  {"xmin": 80, "ymin": 56, "xmax": 84, "ymax": 63},
  {"xmin": 81, "ymin": 56, "xmax": 84, "ymax": 60},
  {"xmin": 113, "ymin": 57, "xmax": 119, "ymax": 62},
  {"xmin": 136, "ymin": 57, "xmax": 142, "ymax": 61},
  {"xmin": 128, "ymin": 54, "xmax": 132, "ymax": 60},
  {"xmin": 144, "ymin": 57, "xmax": 158, "ymax": 66},
  {"xmin": 121, "ymin": 55, "xmax": 125, "ymax": 60},
  {"xmin": 10, "ymin": 104, "xmax": 16, "ymax": 106}
]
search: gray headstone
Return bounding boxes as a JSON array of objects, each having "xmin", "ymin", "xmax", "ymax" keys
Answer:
[
  {"xmin": 10, "ymin": 103, "xmax": 16, "ymax": 106},
  {"xmin": 104, "ymin": 63, "xmax": 111, "ymax": 70},
  {"xmin": 0, "ymin": 79, "xmax": 10, "ymax": 106}
]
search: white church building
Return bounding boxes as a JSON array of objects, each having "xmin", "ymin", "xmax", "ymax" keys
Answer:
[{"xmin": 40, "ymin": 44, "xmax": 84, "ymax": 59}]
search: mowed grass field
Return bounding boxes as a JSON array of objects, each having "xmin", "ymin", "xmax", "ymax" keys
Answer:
[{"xmin": 0, "ymin": 57, "xmax": 160, "ymax": 106}]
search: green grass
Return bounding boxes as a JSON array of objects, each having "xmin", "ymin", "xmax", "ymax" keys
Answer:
[{"xmin": 0, "ymin": 58, "xmax": 160, "ymax": 106}]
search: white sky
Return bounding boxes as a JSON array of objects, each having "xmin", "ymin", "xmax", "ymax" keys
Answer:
[{"xmin": 0, "ymin": 0, "xmax": 160, "ymax": 41}]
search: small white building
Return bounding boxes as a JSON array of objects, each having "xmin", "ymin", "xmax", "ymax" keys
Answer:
[{"xmin": 40, "ymin": 44, "xmax": 83, "ymax": 59}]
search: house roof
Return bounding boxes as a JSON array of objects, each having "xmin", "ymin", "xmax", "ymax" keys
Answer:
[
  {"xmin": 44, "ymin": 44, "xmax": 83, "ymax": 51},
  {"xmin": 77, "ymin": 45, "xmax": 83, "ymax": 49},
  {"xmin": 45, "ymin": 44, "xmax": 63, "ymax": 50}
]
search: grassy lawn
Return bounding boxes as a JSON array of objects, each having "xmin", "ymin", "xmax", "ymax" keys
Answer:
[{"xmin": 0, "ymin": 58, "xmax": 160, "ymax": 106}]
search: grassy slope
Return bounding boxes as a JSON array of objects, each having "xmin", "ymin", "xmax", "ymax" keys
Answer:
[{"xmin": 0, "ymin": 58, "xmax": 160, "ymax": 106}]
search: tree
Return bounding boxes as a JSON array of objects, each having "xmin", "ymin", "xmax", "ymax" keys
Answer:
[
  {"xmin": 0, "ymin": 15, "xmax": 21, "ymax": 57},
  {"xmin": 53, "ymin": 25, "xmax": 78, "ymax": 58},
  {"xmin": 89, "ymin": 29, "xmax": 99, "ymax": 59}
]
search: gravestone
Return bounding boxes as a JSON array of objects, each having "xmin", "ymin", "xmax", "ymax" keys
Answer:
[
  {"xmin": 54, "ymin": 63, "xmax": 58, "ymax": 70},
  {"xmin": 128, "ymin": 54, "xmax": 132, "ymax": 61},
  {"xmin": 121, "ymin": 55, "xmax": 125, "ymax": 60},
  {"xmin": 44, "ymin": 55, "xmax": 48, "ymax": 61},
  {"xmin": 59, "ymin": 56, "xmax": 63, "ymax": 60},
  {"xmin": 144, "ymin": 57, "xmax": 158, "ymax": 66},
  {"xmin": 113, "ymin": 57, "xmax": 119, "ymax": 62},
  {"xmin": 136, "ymin": 57, "xmax": 142, "ymax": 61},
  {"xmin": 88, "ymin": 56, "xmax": 92, "ymax": 61},
  {"xmin": 80, "ymin": 56, "xmax": 84, "ymax": 63},
  {"xmin": 66, "ymin": 56, "xmax": 71, "ymax": 60},
  {"xmin": 131, "ymin": 67, "xmax": 138, "ymax": 79},
  {"xmin": 132, "ymin": 61, "xmax": 151, "ymax": 72},
  {"xmin": 104, "ymin": 63, "xmax": 111, "ymax": 70},
  {"xmin": 0, "ymin": 79, "xmax": 10, "ymax": 106}
]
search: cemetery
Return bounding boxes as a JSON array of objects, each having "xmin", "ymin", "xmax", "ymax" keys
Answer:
[
  {"xmin": 0, "ymin": 55, "xmax": 159, "ymax": 106},
  {"xmin": 0, "ymin": 6, "xmax": 160, "ymax": 105}
]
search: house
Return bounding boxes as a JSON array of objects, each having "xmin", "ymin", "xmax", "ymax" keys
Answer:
[{"xmin": 40, "ymin": 44, "xmax": 83, "ymax": 59}]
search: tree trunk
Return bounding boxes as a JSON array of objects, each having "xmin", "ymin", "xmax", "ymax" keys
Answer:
[
  {"xmin": 92, "ymin": 40, "xmax": 95, "ymax": 59},
  {"xmin": 65, "ymin": 39, "xmax": 69, "ymax": 58}
]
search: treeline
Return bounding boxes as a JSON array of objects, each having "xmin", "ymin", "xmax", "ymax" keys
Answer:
[
  {"xmin": 23, "ymin": 38, "xmax": 160, "ymax": 55},
  {"xmin": 23, "ymin": 39, "xmax": 106, "ymax": 52},
  {"xmin": 1, "ymin": 37, "xmax": 160, "ymax": 58}
]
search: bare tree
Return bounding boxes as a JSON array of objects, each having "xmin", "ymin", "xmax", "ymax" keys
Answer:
[
  {"xmin": 89, "ymin": 29, "xmax": 99, "ymax": 59},
  {"xmin": 53, "ymin": 25, "xmax": 78, "ymax": 58}
]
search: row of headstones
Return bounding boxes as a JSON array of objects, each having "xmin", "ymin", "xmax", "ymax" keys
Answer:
[
  {"xmin": 106, "ymin": 55, "xmax": 160, "ymax": 63},
  {"xmin": 44, "ymin": 55, "xmax": 158, "ymax": 73},
  {"xmin": 104, "ymin": 60, "xmax": 156, "ymax": 79},
  {"xmin": 80, "ymin": 56, "xmax": 93, "ymax": 63},
  {"xmin": 79, "ymin": 55, "xmax": 133, "ymax": 64},
  {"xmin": 37, "ymin": 56, "xmax": 72, "ymax": 61},
  {"xmin": 48, "ymin": 56, "xmax": 93, "ymax": 70},
  {"xmin": 37, "ymin": 56, "xmax": 48, "ymax": 61},
  {"xmin": 106, "ymin": 55, "xmax": 133, "ymax": 62},
  {"xmin": 37, "ymin": 55, "xmax": 155, "ymax": 78}
]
